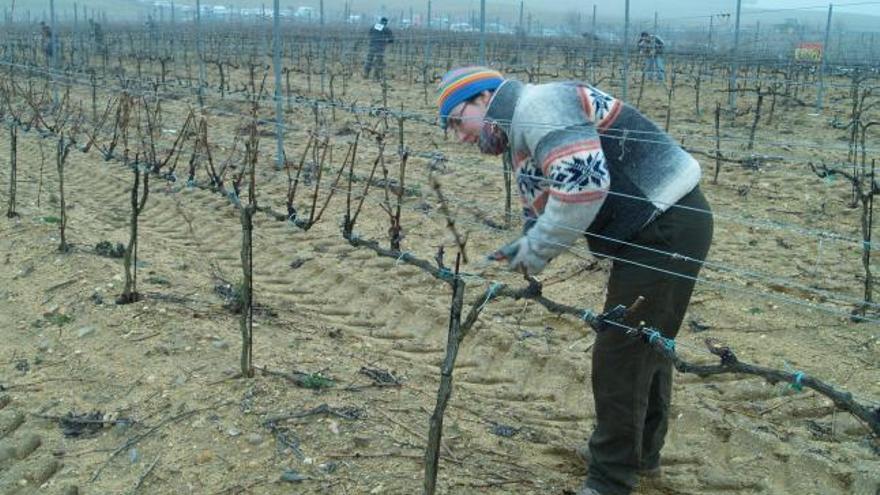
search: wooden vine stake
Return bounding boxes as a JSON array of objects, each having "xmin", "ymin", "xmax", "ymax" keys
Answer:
[
  {"xmin": 664, "ymin": 66, "xmax": 677, "ymax": 132},
  {"xmin": 747, "ymin": 93, "xmax": 764, "ymax": 151},
  {"xmin": 424, "ymin": 253, "xmax": 463, "ymax": 495},
  {"xmin": 117, "ymin": 154, "xmax": 149, "ymax": 305},
  {"xmin": 502, "ymin": 150, "xmax": 513, "ymax": 228},
  {"xmin": 6, "ymin": 124, "xmax": 18, "ymax": 218},
  {"xmin": 693, "ymin": 61, "xmax": 704, "ymax": 117},
  {"xmin": 55, "ymin": 134, "xmax": 75, "ymax": 253},
  {"xmin": 712, "ymin": 102, "xmax": 722, "ymax": 184},
  {"xmin": 636, "ymin": 59, "xmax": 647, "ymax": 108},
  {"xmin": 239, "ymin": 119, "xmax": 259, "ymax": 379},
  {"xmin": 861, "ymin": 160, "xmax": 876, "ymax": 314}
]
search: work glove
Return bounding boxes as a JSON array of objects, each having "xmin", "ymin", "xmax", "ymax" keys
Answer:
[{"xmin": 489, "ymin": 236, "xmax": 552, "ymax": 276}]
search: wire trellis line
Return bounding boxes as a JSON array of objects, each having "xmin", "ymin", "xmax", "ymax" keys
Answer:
[{"xmin": 3, "ymin": 66, "xmax": 879, "ymax": 321}]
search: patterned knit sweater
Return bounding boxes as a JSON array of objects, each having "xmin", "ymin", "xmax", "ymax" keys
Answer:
[{"xmin": 484, "ymin": 79, "xmax": 701, "ymax": 259}]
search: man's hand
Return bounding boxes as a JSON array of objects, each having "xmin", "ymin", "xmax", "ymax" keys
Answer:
[{"xmin": 489, "ymin": 236, "xmax": 551, "ymax": 276}]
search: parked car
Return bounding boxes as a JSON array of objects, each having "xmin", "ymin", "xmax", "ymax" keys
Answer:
[{"xmin": 486, "ymin": 22, "xmax": 512, "ymax": 34}]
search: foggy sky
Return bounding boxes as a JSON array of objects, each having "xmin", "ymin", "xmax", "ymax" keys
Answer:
[
  {"xmin": 42, "ymin": 0, "xmax": 880, "ymax": 29},
  {"xmin": 455, "ymin": 0, "xmax": 879, "ymax": 18},
  {"xmin": 152, "ymin": 1, "xmax": 880, "ymax": 19},
  {"xmin": 366, "ymin": 0, "xmax": 880, "ymax": 30}
]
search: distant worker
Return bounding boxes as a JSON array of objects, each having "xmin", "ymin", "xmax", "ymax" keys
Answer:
[
  {"xmin": 363, "ymin": 17, "xmax": 394, "ymax": 81},
  {"xmin": 638, "ymin": 31, "xmax": 665, "ymax": 82},
  {"xmin": 90, "ymin": 19, "xmax": 103, "ymax": 44},
  {"xmin": 90, "ymin": 19, "xmax": 106, "ymax": 57},
  {"xmin": 145, "ymin": 15, "xmax": 159, "ymax": 49},
  {"xmin": 40, "ymin": 21, "xmax": 55, "ymax": 62}
]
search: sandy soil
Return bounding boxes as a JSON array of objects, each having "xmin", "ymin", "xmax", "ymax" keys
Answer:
[{"xmin": 0, "ymin": 57, "xmax": 878, "ymax": 495}]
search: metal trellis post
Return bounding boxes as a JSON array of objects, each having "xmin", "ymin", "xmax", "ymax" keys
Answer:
[
  {"xmin": 591, "ymin": 4, "xmax": 596, "ymax": 82},
  {"xmin": 50, "ymin": 0, "xmax": 59, "ymax": 106},
  {"xmin": 728, "ymin": 0, "xmax": 742, "ymax": 111},
  {"xmin": 622, "ymin": 0, "xmax": 630, "ymax": 101},
  {"xmin": 196, "ymin": 0, "xmax": 206, "ymax": 108},
  {"xmin": 273, "ymin": 0, "xmax": 284, "ymax": 170},
  {"xmin": 479, "ymin": 0, "xmax": 486, "ymax": 65},
  {"xmin": 815, "ymin": 3, "xmax": 833, "ymax": 112}
]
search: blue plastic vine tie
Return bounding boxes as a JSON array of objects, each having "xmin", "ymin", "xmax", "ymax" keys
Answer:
[
  {"xmin": 487, "ymin": 282, "xmax": 502, "ymax": 297},
  {"xmin": 790, "ymin": 371, "xmax": 805, "ymax": 392},
  {"xmin": 395, "ymin": 252, "xmax": 410, "ymax": 266},
  {"xmin": 476, "ymin": 282, "xmax": 503, "ymax": 312},
  {"xmin": 581, "ymin": 309, "xmax": 596, "ymax": 323}
]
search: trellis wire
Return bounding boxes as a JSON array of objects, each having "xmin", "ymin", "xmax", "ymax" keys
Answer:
[{"xmin": 4, "ymin": 60, "xmax": 876, "ymax": 266}]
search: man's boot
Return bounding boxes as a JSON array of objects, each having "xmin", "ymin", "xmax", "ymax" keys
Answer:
[{"xmin": 576, "ymin": 443, "xmax": 662, "ymax": 479}]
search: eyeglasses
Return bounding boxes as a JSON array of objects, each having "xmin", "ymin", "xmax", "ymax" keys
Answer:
[{"xmin": 447, "ymin": 101, "xmax": 470, "ymax": 130}]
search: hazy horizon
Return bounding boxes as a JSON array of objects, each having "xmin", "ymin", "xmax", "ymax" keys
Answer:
[{"xmin": 16, "ymin": 1, "xmax": 880, "ymax": 31}]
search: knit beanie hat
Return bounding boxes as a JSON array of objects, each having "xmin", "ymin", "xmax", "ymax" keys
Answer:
[{"xmin": 437, "ymin": 66, "xmax": 504, "ymax": 129}]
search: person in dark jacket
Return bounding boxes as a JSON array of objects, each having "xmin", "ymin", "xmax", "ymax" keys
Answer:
[
  {"xmin": 437, "ymin": 66, "xmax": 713, "ymax": 495},
  {"xmin": 363, "ymin": 17, "xmax": 393, "ymax": 81},
  {"xmin": 40, "ymin": 22, "xmax": 55, "ymax": 62},
  {"xmin": 89, "ymin": 19, "xmax": 107, "ymax": 58}
]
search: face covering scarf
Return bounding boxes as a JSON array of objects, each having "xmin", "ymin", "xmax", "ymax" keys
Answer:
[{"xmin": 479, "ymin": 122, "xmax": 509, "ymax": 156}]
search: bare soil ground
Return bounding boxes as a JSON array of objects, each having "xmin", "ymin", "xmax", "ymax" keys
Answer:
[{"xmin": 0, "ymin": 66, "xmax": 878, "ymax": 494}]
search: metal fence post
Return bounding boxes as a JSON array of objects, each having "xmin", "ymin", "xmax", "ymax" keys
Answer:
[
  {"xmin": 425, "ymin": 0, "xmax": 432, "ymax": 70},
  {"xmin": 196, "ymin": 0, "xmax": 206, "ymax": 108},
  {"xmin": 319, "ymin": 0, "xmax": 325, "ymax": 95},
  {"xmin": 73, "ymin": 2, "xmax": 78, "ymax": 66},
  {"xmin": 5, "ymin": 3, "xmax": 12, "ymax": 64},
  {"xmin": 621, "ymin": 0, "xmax": 630, "ymax": 101},
  {"xmin": 591, "ymin": 4, "xmax": 596, "ymax": 82},
  {"xmin": 815, "ymin": 3, "xmax": 833, "ymax": 111},
  {"xmin": 50, "ymin": 0, "xmax": 59, "ymax": 105},
  {"xmin": 727, "ymin": 0, "xmax": 742, "ymax": 111},
  {"xmin": 479, "ymin": 0, "xmax": 486, "ymax": 65},
  {"xmin": 273, "ymin": 0, "xmax": 284, "ymax": 170}
]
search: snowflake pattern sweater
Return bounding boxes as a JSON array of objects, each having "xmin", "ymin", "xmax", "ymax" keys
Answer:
[{"xmin": 484, "ymin": 79, "xmax": 701, "ymax": 261}]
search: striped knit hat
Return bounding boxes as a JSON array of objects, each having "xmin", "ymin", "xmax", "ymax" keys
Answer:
[{"xmin": 437, "ymin": 66, "xmax": 504, "ymax": 129}]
